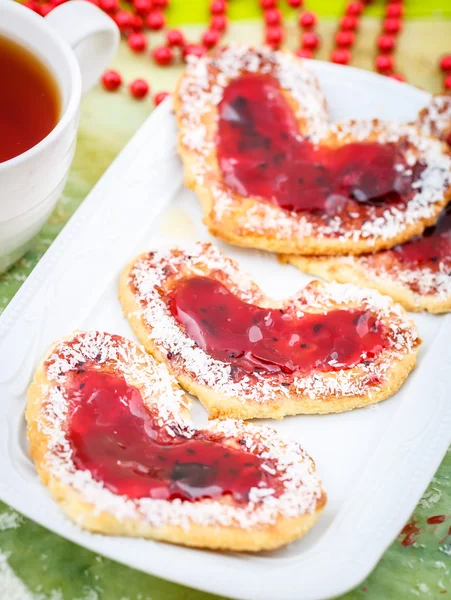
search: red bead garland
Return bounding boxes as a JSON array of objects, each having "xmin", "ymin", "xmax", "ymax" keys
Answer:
[
  {"xmin": 22, "ymin": 0, "xmax": 451, "ymax": 98},
  {"xmin": 146, "ymin": 12, "xmax": 166, "ymax": 31},
  {"xmin": 211, "ymin": 15, "xmax": 228, "ymax": 32},
  {"xmin": 127, "ymin": 32, "xmax": 147, "ymax": 53},
  {"xmin": 331, "ymin": 48, "xmax": 351, "ymax": 65},
  {"xmin": 202, "ymin": 29, "xmax": 220, "ymax": 48},
  {"xmin": 166, "ymin": 29, "xmax": 184, "ymax": 47},
  {"xmin": 440, "ymin": 55, "xmax": 451, "ymax": 90},
  {"xmin": 154, "ymin": 91, "xmax": 170, "ymax": 105},
  {"xmin": 265, "ymin": 8, "xmax": 281, "ymax": 26},
  {"xmin": 129, "ymin": 78, "xmax": 149, "ymax": 99},
  {"xmin": 101, "ymin": 70, "xmax": 122, "ymax": 91},
  {"xmin": 299, "ymin": 11, "xmax": 316, "ymax": 29},
  {"xmin": 330, "ymin": 1, "xmax": 372, "ymax": 65},
  {"xmin": 440, "ymin": 55, "xmax": 451, "ymax": 72},
  {"xmin": 152, "ymin": 45, "xmax": 173, "ymax": 66},
  {"xmin": 375, "ymin": 0, "xmax": 405, "ymax": 81},
  {"xmin": 297, "ymin": 4, "xmax": 321, "ymax": 58}
]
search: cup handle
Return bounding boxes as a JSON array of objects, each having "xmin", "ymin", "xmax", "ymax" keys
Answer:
[{"xmin": 45, "ymin": 1, "xmax": 120, "ymax": 95}]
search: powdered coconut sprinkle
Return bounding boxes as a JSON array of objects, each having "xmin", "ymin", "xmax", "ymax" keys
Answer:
[
  {"xmin": 176, "ymin": 45, "xmax": 451, "ymax": 247},
  {"xmin": 35, "ymin": 331, "xmax": 323, "ymax": 529},
  {"xmin": 339, "ymin": 253, "xmax": 451, "ymax": 305},
  {"xmin": 416, "ymin": 94, "xmax": 451, "ymax": 143},
  {"xmin": 126, "ymin": 243, "xmax": 419, "ymax": 403}
]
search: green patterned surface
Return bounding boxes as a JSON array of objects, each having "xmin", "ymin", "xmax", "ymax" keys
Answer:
[{"xmin": 1, "ymin": 9, "xmax": 451, "ymax": 600}]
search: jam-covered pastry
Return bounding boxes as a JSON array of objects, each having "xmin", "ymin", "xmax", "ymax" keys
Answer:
[
  {"xmin": 281, "ymin": 204, "xmax": 451, "ymax": 313},
  {"xmin": 416, "ymin": 94, "xmax": 451, "ymax": 148},
  {"xmin": 175, "ymin": 45, "xmax": 451, "ymax": 256},
  {"xmin": 120, "ymin": 243, "xmax": 420, "ymax": 419},
  {"xmin": 27, "ymin": 331, "xmax": 325, "ymax": 551}
]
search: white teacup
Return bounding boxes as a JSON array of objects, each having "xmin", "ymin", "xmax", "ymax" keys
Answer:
[{"xmin": 0, "ymin": 0, "xmax": 119, "ymax": 272}]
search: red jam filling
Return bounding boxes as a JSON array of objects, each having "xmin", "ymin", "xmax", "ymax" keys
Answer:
[
  {"xmin": 391, "ymin": 204, "xmax": 451, "ymax": 268},
  {"xmin": 66, "ymin": 370, "xmax": 276, "ymax": 501},
  {"xmin": 170, "ymin": 277, "xmax": 387, "ymax": 376},
  {"xmin": 217, "ymin": 74, "xmax": 423, "ymax": 217}
]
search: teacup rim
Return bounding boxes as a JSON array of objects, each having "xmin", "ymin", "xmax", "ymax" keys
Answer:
[{"xmin": 0, "ymin": 0, "xmax": 82, "ymax": 172}]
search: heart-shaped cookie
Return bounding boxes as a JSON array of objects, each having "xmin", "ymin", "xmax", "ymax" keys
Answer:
[
  {"xmin": 27, "ymin": 331, "xmax": 325, "ymax": 551},
  {"xmin": 120, "ymin": 243, "xmax": 420, "ymax": 420},
  {"xmin": 282, "ymin": 96, "xmax": 451, "ymax": 313},
  {"xmin": 281, "ymin": 203, "xmax": 451, "ymax": 314},
  {"xmin": 175, "ymin": 45, "xmax": 451, "ymax": 256}
]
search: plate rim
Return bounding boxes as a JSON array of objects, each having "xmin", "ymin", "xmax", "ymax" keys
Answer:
[{"xmin": 0, "ymin": 62, "xmax": 449, "ymax": 600}]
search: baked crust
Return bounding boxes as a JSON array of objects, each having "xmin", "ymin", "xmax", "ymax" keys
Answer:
[
  {"xmin": 416, "ymin": 93, "xmax": 451, "ymax": 146},
  {"xmin": 26, "ymin": 331, "xmax": 326, "ymax": 551},
  {"xmin": 174, "ymin": 45, "xmax": 451, "ymax": 256},
  {"xmin": 119, "ymin": 243, "xmax": 420, "ymax": 419},
  {"xmin": 280, "ymin": 250, "xmax": 451, "ymax": 314}
]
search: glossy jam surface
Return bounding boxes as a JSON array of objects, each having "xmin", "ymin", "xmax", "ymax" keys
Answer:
[
  {"xmin": 217, "ymin": 74, "xmax": 421, "ymax": 217},
  {"xmin": 170, "ymin": 277, "xmax": 387, "ymax": 376},
  {"xmin": 392, "ymin": 204, "xmax": 451, "ymax": 267},
  {"xmin": 67, "ymin": 370, "xmax": 274, "ymax": 501}
]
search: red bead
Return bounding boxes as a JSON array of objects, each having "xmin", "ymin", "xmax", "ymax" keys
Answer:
[
  {"xmin": 331, "ymin": 49, "xmax": 351, "ymax": 64},
  {"xmin": 440, "ymin": 55, "xmax": 451, "ymax": 72},
  {"xmin": 260, "ymin": 0, "xmax": 276, "ymax": 8},
  {"xmin": 128, "ymin": 32, "xmax": 147, "ymax": 53},
  {"xmin": 383, "ymin": 18, "xmax": 402, "ymax": 34},
  {"xmin": 265, "ymin": 26, "xmax": 284, "ymax": 47},
  {"xmin": 295, "ymin": 48, "xmax": 313, "ymax": 59},
  {"xmin": 386, "ymin": 4, "xmax": 403, "ymax": 17},
  {"xmin": 377, "ymin": 34, "xmax": 395, "ymax": 52},
  {"xmin": 129, "ymin": 79, "xmax": 149, "ymax": 99},
  {"xmin": 154, "ymin": 91, "xmax": 170, "ymax": 106},
  {"xmin": 211, "ymin": 15, "xmax": 228, "ymax": 31},
  {"xmin": 375, "ymin": 54, "xmax": 394, "ymax": 73},
  {"xmin": 202, "ymin": 29, "xmax": 220, "ymax": 49},
  {"xmin": 133, "ymin": 0, "xmax": 152, "ymax": 14},
  {"xmin": 444, "ymin": 75, "xmax": 451, "ymax": 90},
  {"xmin": 99, "ymin": 0, "xmax": 118, "ymax": 13},
  {"xmin": 166, "ymin": 29, "xmax": 184, "ymax": 47},
  {"xmin": 85, "ymin": 0, "xmax": 99, "ymax": 6},
  {"xmin": 301, "ymin": 31, "xmax": 320, "ymax": 50},
  {"xmin": 288, "ymin": 0, "xmax": 303, "ymax": 6},
  {"xmin": 388, "ymin": 73, "xmax": 405, "ymax": 82},
  {"xmin": 340, "ymin": 15, "xmax": 358, "ymax": 30},
  {"xmin": 40, "ymin": 4, "xmax": 54, "ymax": 15},
  {"xmin": 299, "ymin": 11, "xmax": 317, "ymax": 29},
  {"xmin": 183, "ymin": 44, "xmax": 208, "ymax": 59},
  {"xmin": 101, "ymin": 70, "xmax": 122, "ymax": 91},
  {"xmin": 210, "ymin": 0, "xmax": 226, "ymax": 14},
  {"xmin": 115, "ymin": 10, "xmax": 133, "ymax": 31},
  {"xmin": 346, "ymin": 2, "xmax": 364, "ymax": 15},
  {"xmin": 131, "ymin": 15, "xmax": 144, "ymax": 31},
  {"xmin": 152, "ymin": 45, "xmax": 173, "ymax": 66},
  {"xmin": 152, "ymin": 0, "xmax": 168, "ymax": 7},
  {"xmin": 335, "ymin": 30, "xmax": 355, "ymax": 47},
  {"xmin": 23, "ymin": 0, "xmax": 41, "ymax": 11},
  {"xmin": 265, "ymin": 8, "xmax": 281, "ymax": 26},
  {"xmin": 146, "ymin": 11, "xmax": 165, "ymax": 30}
]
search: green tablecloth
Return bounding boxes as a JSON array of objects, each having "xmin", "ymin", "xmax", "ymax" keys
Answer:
[{"xmin": 1, "ymin": 4, "xmax": 451, "ymax": 599}]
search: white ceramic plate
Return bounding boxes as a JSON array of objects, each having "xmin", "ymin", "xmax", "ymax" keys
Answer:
[{"xmin": 0, "ymin": 61, "xmax": 450, "ymax": 600}]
